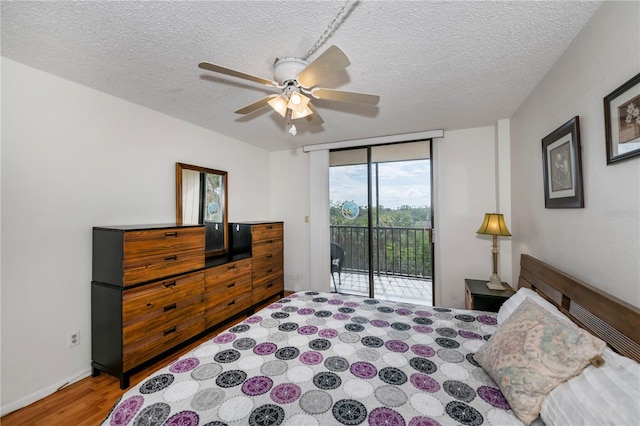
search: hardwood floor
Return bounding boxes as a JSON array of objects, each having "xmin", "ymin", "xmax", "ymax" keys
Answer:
[{"xmin": 1, "ymin": 316, "xmax": 246, "ymax": 425}]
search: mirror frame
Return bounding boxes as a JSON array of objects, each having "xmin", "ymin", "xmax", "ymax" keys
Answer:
[{"xmin": 176, "ymin": 162, "xmax": 228, "ymax": 257}]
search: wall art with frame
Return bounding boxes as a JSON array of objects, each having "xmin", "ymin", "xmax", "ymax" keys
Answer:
[
  {"xmin": 604, "ymin": 73, "xmax": 640, "ymax": 164},
  {"xmin": 541, "ymin": 116, "xmax": 584, "ymax": 208}
]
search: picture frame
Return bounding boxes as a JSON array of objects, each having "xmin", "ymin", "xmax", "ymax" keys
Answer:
[
  {"xmin": 541, "ymin": 116, "xmax": 584, "ymax": 208},
  {"xmin": 604, "ymin": 73, "xmax": 640, "ymax": 164}
]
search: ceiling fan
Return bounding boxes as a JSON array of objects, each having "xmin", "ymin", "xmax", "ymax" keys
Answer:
[{"xmin": 198, "ymin": 45, "xmax": 380, "ymax": 134}]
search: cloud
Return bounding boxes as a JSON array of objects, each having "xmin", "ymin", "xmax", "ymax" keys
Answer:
[{"xmin": 330, "ymin": 160, "xmax": 431, "ymax": 209}]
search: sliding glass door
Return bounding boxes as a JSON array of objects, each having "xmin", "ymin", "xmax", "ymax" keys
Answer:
[
  {"xmin": 329, "ymin": 142, "xmax": 433, "ymax": 305},
  {"xmin": 329, "ymin": 148, "xmax": 371, "ymax": 296}
]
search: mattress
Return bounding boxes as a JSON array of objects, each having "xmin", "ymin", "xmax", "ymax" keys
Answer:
[{"xmin": 103, "ymin": 291, "xmax": 523, "ymax": 426}]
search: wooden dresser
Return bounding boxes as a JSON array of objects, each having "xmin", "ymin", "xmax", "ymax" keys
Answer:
[
  {"xmin": 92, "ymin": 222, "xmax": 284, "ymax": 388},
  {"xmin": 250, "ymin": 222, "xmax": 284, "ymax": 308}
]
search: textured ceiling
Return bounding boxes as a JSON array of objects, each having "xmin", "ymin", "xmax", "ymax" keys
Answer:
[{"xmin": 1, "ymin": 1, "xmax": 602, "ymax": 152}]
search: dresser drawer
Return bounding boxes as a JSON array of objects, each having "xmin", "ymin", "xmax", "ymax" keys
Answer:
[
  {"xmin": 123, "ymin": 315, "xmax": 203, "ymax": 371},
  {"xmin": 205, "ymin": 291, "xmax": 253, "ymax": 329},
  {"xmin": 205, "ymin": 258, "xmax": 252, "ymax": 287},
  {"xmin": 205, "ymin": 274, "xmax": 252, "ymax": 303},
  {"xmin": 252, "ymin": 242, "xmax": 283, "ymax": 260},
  {"xmin": 252, "ymin": 237, "xmax": 283, "ymax": 257},
  {"xmin": 122, "ymin": 298, "xmax": 202, "ymax": 346},
  {"xmin": 253, "ymin": 258, "xmax": 284, "ymax": 287},
  {"xmin": 123, "ymin": 271, "xmax": 204, "ymax": 326},
  {"xmin": 123, "ymin": 227, "xmax": 204, "ymax": 259},
  {"xmin": 251, "ymin": 223, "xmax": 283, "ymax": 243},
  {"xmin": 122, "ymin": 248, "xmax": 204, "ymax": 286},
  {"xmin": 253, "ymin": 275, "xmax": 284, "ymax": 305}
]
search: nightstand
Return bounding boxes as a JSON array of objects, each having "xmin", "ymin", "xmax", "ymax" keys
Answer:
[{"xmin": 465, "ymin": 278, "xmax": 515, "ymax": 312}]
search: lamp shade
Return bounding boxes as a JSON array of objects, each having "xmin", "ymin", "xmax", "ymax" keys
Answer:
[
  {"xmin": 476, "ymin": 213, "xmax": 511, "ymax": 237},
  {"xmin": 267, "ymin": 95, "xmax": 289, "ymax": 117},
  {"xmin": 287, "ymin": 91, "xmax": 310, "ymax": 114}
]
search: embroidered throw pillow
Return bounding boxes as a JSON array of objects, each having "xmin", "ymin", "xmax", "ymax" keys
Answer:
[{"xmin": 475, "ymin": 297, "xmax": 606, "ymax": 425}]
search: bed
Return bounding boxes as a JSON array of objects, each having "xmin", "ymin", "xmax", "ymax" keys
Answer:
[{"xmin": 103, "ymin": 255, "xmax": 640, "ymax": 426}]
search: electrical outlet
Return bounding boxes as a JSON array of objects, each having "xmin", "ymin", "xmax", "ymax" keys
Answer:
[{"xmin": 67, "ymin": 330, "xmax": 80, "ymax": 348}]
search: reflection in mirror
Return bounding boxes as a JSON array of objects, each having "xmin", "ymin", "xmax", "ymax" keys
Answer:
[{"xmin": 176, "ymin": 163, "xmax": 228, "ymax": 256}]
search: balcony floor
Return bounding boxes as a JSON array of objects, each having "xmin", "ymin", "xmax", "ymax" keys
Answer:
[{"xmin": 330, "ymin": 271, "xmax": 433, "ymax": 306}]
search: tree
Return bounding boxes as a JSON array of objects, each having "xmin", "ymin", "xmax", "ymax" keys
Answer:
[{"xmin": 330, "ymin": 201, "xmax": 432, "ymax": 277}]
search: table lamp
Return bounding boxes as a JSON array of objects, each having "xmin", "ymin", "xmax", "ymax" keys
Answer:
[{"xmin": 476, "ymin": 213, "xmax": 511, "ymax": 290}]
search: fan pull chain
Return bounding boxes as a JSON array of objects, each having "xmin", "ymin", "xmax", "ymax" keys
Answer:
[
  {"xmin": 302, "ymin": 0, "xmax": 351, "ymax": 60},
  {"xmin": 286, "ymin": 109, "xmax": 297, "ymax": 136}
]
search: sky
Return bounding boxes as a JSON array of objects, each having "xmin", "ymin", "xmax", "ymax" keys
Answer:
[{"xmin": 329, "ymin": 159, "xmax": 431, "ymax": 209}]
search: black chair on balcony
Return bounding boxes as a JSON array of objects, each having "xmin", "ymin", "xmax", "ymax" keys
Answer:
[{"xmin": 330, "ymin": 242, "xmax": 346, "ymax": 292}]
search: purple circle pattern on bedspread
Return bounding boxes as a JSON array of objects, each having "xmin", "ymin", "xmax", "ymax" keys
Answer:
[{"xmin": 104, "ymin": 291, "xmax": 517, "ymax": 426}]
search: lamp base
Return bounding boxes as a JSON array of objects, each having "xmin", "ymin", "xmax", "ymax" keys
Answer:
[{"xmin": 486, "ymin": 274, "xmax": 506, "ymax": 291}]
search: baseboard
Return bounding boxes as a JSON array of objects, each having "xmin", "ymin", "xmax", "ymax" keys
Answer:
[{"xmin": 0, "ymin": 368, "xmax": 92, "ymax": 417}]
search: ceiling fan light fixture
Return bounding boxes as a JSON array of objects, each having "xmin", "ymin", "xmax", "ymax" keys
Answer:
[
  {"xmin": 291, "ymin": 105, "xmax": 313, "ymax": 119},
  {"xmin": 267, "ymin": 95, "xmax": 289, "ymax": 117},
  {"xmin": 269, "ymin": 91, "xmax": 312, "ymax": 120},
  {"xmin": 290, "ymin": 92, "xmax": 302, "ymax": 104},
  {"xmin": 287, "ymin": 91, "xmax": 310, "ymax": 114}
]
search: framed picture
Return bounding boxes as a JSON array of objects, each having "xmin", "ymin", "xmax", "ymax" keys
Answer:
[
  {"xmin": 541, "ymin": 116, "xmax": 584, "ymax": 208},
  {"xmin": 604, "ymin": 73, "xmax": 640, "ymax": 164}
]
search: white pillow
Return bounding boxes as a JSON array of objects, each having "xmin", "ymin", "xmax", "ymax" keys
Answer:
[
  {"xmin": 540, "ymin": 347, "xmax": 640, "ymax": 425},
  {"xmin": 497, "ymin": 287, "xmax": 568, "ymax": 324}
]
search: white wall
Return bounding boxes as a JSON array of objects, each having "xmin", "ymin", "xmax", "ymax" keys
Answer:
[
  {"xmin": 510, "ymin": 1, "xmax": 640, "ymax": 306},
  {"xmin": 270, "ymin": 149, "xmax": 312, "ymax": 292},
  {"xmin": 0, "ymin": 58, "xmax": 272, "ymax": 413},
  {"xmin": 433, "ymin": 126, "xmax": 511, "ymax": 308}
]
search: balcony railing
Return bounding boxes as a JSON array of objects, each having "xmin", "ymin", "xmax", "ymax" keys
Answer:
[{"xmin": 330, "ymin": 225, "xmax": 432, "ymax": 279}]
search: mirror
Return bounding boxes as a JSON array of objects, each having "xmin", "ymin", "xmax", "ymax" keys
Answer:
[{"xmin": 176, "ymin": 163, "xmax": 228, "ymax": 256}]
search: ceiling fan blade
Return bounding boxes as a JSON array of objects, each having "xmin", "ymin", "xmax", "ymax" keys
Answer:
[
  {"xmin": 306, "ymin": 103, "xmax": 324, "ymax": 126},
  {"xmin": 312, "ymin": 88, "xmax": 380, "ymax": 105},
  {"xmin": 199, "ymin": 62, "xmax": 280, "ymax": 87},
  {"xmin": 234, "ymin": 95, "xmax": 278, "ymax": 114},
  {"xmin": 297, "ymin": 45, "xmax": 351, "ymax": 88}
]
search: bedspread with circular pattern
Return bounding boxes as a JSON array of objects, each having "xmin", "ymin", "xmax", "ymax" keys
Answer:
[{"xmin": 103, "ymin": 291, "xmax": 524, "ymax": 426}]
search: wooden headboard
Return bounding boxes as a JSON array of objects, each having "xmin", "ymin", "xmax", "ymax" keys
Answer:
[{"xmin": 519, "ymin": 254, "xmax": 640, "ymax": 363}]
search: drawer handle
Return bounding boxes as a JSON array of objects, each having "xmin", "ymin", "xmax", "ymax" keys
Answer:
[
  {"xmin": 227, "ymin": 264, "xmax": 236, "ymax": 270},
  {"xmin": 165, "ymin": 255, "xmax": 177, "ymax": 261},
  {"xmin": 164, "ymin": 303, "xmax": 177, "ymax": 312},
  {"xmin": 267, "ymin": 240, "xmax": 273, "ymax": 244},
  {"xmin": 266, "ymin": 225, "xmax": 273, "ymax": 230},
  {"xmin": 227, "ymin": 283, "xmax": 236, "ymax": 288},
  {"xmin": 164, "ymin": 326, "xmax": 176, "ymax": 336},
  {"xmin": 146, "ymin": 303, "xmax": 152, "ymax": 307},
  {"xmin": 165, "ymin": 232, "xmax": 178, "ymax": 237},
  {"xmin": 266, "ymin": 254, "xmax": 273, "ymax": 259},
  {"xmin": 267, "ymin": 268, "xmax": 273, "ymax": 273},
  {"xmin": 164, "ymin": 281, "xmax": 176, "ymax": 288},
  {"xmin": 267, "ymin": 283, "xmax": 273, "ymax": 288},
  {"xmin": 227, "ymin": 300, "xmax": 236, "ymax": 307}
]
